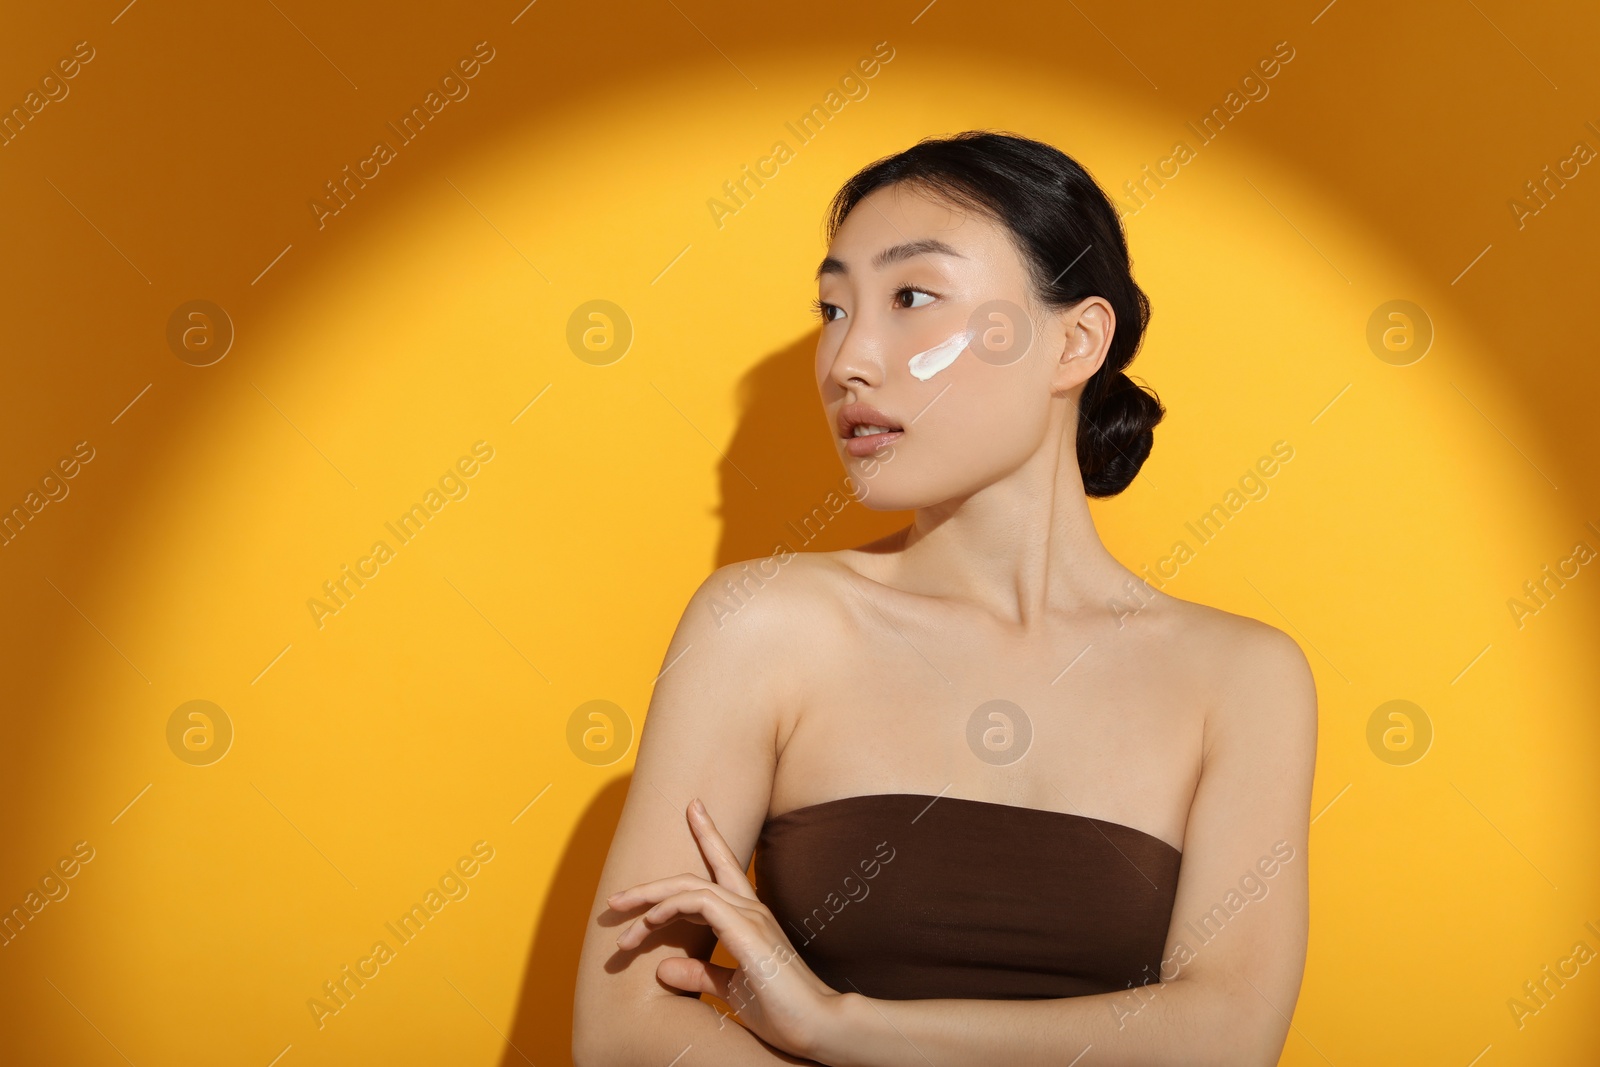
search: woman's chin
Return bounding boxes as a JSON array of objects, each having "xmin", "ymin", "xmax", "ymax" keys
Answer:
[{"xmin": 846, "ymin": 486, "xmax": 936, "ymax": 513}]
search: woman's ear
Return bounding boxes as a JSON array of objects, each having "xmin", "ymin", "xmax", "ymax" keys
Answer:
[{"xmin": 1049, "ymin": 296, "xmax": 1115, "ymax": 395}]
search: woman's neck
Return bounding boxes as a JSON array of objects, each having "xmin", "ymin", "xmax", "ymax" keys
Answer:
[{"xmin": 890, "ymin": 437, "xmax": 1137, "ymax": 628}]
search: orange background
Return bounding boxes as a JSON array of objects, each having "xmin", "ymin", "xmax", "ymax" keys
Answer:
[{"xmin": 1, "ymin": 1, "xmax": 1598, "ymax": 1064}]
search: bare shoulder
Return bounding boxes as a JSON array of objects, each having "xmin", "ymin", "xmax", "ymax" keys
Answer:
[
  {"xmin": 689, "ymin": 525, "xmax": 912, "ymax": 639},
  {"xmin": 667, "ymin": 550, "xmax": 862, "ymax": 770},
  {"xmin": 1178, "ymin": 593, "xmax": 1311, "ymax": 672},
  {"xmin": 684, "ymin": 549, "xmax": 856, "ymax": 644},
  {"xmin": 1150, "ymin": 589, "xmax": 1319, "ymax": 757},
  {"xmin": 668, "ymin": 550, "xmax": 856, "ymax": 698}
]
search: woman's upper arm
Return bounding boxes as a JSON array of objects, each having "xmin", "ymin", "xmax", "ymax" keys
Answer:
[
  {"xmin": 573, "ymin": 560, "xmax": 801, "ymax": 1048},
  {"xmin": 1153, "ymin": 620, "xmax": 1319, "ymax": 1061}
]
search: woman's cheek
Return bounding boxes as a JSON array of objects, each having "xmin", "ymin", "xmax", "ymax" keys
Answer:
[{"xmin": 914, "ymin": 398, "xmax": 1032, "ymax": 496}]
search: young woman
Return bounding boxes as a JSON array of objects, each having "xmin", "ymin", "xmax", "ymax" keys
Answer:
[{"xmin": 573, "ymin": 130, "xmax": 1317, "ymax": 1067}]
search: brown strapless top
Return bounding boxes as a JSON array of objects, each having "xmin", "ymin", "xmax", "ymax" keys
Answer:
[{"xmin": 752, "ymin": 792, "xmax": 1182, "ymax": 1001}]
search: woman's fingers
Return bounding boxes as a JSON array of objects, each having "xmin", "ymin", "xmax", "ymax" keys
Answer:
[
  {"xmin": 655, "ymin": 954, "xmax": 738, "ymax": 1000},
  {"xmin": 608, "ymin": 795, "xmax": 757, "ymax": 908},
  {"xmin": 614, "ymin": 886, "xmax": 753, "ymax": 951},
  {"xmin": 608, "ymin": 872, "xmax": 740, "ymax": 912},
  {"xmin": 686, "ymin": 798, "xmax": 757, "ymax": 898}
]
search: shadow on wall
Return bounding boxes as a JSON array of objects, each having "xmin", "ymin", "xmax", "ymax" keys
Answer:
[
  {"xmin": 497, "ymin": 331, "xmax": 909, "ymax": 1066},
  {"xmin": 712, "ymin": 328, "xmax": 913, "ymax": 569},
  {"xmin": 498, "ymin": 775, "xmax": 626, "ymax": 1067}
]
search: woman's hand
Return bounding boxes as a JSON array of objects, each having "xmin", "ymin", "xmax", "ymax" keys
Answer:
[{"xmin": 607, "ymin": 797, "xmax": 846, "ymax": 1061}]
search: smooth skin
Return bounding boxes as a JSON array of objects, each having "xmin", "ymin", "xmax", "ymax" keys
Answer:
[{"xmin": 572, "ymin": 183, "xmax": 1318, "ymax": 1067}]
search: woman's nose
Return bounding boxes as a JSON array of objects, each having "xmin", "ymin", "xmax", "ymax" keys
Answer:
[{"xmin": 824, "ymin": 327, "xmax": 884, "ymax": 392}]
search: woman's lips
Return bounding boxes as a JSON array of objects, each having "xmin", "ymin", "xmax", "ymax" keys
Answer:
[{"xmin": 844, "ymin": 428, "xmax": 903, "ymax": 457}]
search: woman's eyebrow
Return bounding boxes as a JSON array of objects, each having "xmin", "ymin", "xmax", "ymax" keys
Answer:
[{"xmin": 815, "ymin": 238, "xmax": 967, "ymax": 279}]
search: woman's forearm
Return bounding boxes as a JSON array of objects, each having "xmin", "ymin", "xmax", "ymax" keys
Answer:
[
  {"xmin": 576, "ymin": 991, "xmax": 823, "ymax": 1067},
  {"xmin": 807, "ymin": 975, "xmax": 1283, "ymax": 1067}
]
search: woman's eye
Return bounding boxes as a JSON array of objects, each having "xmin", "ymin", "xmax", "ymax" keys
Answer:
[
  {"xmin": 895, "ymin": 287, "xmax": 936, "ymax": 309},
  {"xmin": 811, "ymin": 297, "xmax": 842, "ymax": 323}
]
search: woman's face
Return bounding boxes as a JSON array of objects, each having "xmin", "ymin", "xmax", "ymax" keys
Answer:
[{"xmin": 814, "ymin": 182, "xmax": 1101, "ymax": 511}]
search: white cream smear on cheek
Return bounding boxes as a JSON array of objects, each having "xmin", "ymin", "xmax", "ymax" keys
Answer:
[{"xmin": 906, "ymin": 329, "xmax": 976, "ymax": 381}]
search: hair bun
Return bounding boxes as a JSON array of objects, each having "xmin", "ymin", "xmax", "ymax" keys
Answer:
[{"xmin": 1077, "ymin": 370, "xmax": 1165, "ymax": 498}]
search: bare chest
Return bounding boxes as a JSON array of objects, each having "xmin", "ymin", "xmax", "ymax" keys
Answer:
[{"xmin": 767, "ymin": 606, "xmax": 1207, "ymax": 853}]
